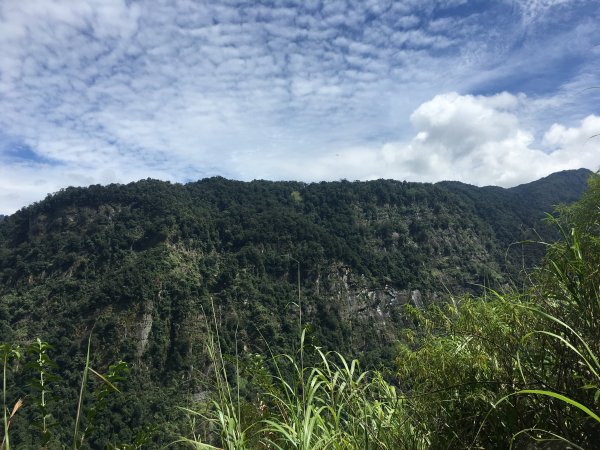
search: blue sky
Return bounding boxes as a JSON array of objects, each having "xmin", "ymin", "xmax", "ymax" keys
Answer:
[{"xmin": 1, "ymin": 0, "xmax": 599, "ymax": 213}]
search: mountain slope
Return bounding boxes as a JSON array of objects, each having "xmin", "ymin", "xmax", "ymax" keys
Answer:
[
  {"xmin": 0, "ymin": 170, "xmax": 592, "ymax": 352},
  {"xmin": 0, "ymin": 169, "xmax": 593, "ymax": 447}
]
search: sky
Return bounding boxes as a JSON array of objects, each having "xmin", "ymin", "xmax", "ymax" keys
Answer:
[{"xmin": 1, "ymin": 0, "xmax": 600, "ymax": 213}]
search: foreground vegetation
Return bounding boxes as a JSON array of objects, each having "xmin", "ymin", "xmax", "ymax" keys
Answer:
[
  {"xmin": 180, "ymin": 173, "xmax": 600, "ymax": 449},
  {"xmin": 0, "ymin": 171, "xmax": 598, "ymax": 448}
]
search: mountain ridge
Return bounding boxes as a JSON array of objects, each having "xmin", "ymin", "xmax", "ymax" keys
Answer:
[{"xmin": 0, "ymin": 168, "xmax": 594, "ymax": 447}]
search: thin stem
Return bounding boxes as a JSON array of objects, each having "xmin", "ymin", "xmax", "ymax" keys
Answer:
[
  {"xmin": 73, "ymin": 334, "xmax": 92, "ymax": 450},
  {"xmin": 2, "ymin": 352, "xmax": 8, "ymax": 450}
]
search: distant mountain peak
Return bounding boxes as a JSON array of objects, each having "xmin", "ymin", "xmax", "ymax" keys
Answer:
[{"xmin": 510, "ymin": 168, "xmax": 593, "ymax": 191}]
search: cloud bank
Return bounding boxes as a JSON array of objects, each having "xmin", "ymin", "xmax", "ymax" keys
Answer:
[{"xmin": 234, "ymin": 92, "xmax": 599, "ymax": 187}]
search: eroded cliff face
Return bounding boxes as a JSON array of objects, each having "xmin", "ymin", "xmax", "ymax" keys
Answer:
[
  {"xmin": 116, "ymin": 251, "xmax": 438, "ymax": 375},
  {"xmin": 328, "ymin": 265, "xmax": 427, "ymax": 315},
  {"xmin": 136, "ymin": 300, "xmax": 153, "ymax": 359},
  {"xmin": 312, "ymin": 263, "xmax": 438, "ymax": 349}
]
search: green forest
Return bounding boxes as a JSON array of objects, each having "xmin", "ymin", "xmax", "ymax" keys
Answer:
[{"xmin": 0, "ymin": 168, "xmax": 598, "ymax": 448}]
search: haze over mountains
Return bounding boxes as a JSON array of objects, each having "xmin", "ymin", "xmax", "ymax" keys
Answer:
[{"xmin": 0, "ymin": 168, "xmax": 593, "ymax": 446}]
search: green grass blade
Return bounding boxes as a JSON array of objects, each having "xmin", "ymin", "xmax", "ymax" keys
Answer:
[
  {"xmin": 73, "ymin": 333, "xmax": 92, "ymax": 450},
  {"xmin": 515, "ymin": 389, "xmax": 600, "ymax": 422},
  {"xmin": 509, "ymin": 427, "xmax": 585, "ymax": 450}
]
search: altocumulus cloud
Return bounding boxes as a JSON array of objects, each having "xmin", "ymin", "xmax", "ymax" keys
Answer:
[{"xmin": 0, "ymin": 0, "xmax": 599, "ymax": 212}]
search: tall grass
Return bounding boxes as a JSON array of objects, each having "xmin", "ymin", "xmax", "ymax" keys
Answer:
[
  {"xmin": 500, "ymin": 210, "xmax": 600, "ymax": 447},
  {"xmin": 506, "ymin": 177, "xmax": 600, "ymax": 446},
  {"xmin": 177, "ymin": 301, "xmax": 249, "ymax": 449},
  {"xmin": 394, "ymin": 173, "xmax": 600, "ymax": 448},
  {"xmin": 1, "ymin": 344, "xmax": 20, "ymax": 450},
  {"xmin": 180, "ymin": 305, "xmax": 428, "ymax": 449}
]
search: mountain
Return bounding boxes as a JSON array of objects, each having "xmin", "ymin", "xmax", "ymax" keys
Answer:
[
  {"xmin": 438, "ymin": 168, "xmax": 593, "ymax": 262},
  {"xmin": 0, "ymin": 214, "xmax": 6, "ymax": 222},
  {"xmin": 0, "ymin": 169, "xmax": 592, "ymax": 446}
]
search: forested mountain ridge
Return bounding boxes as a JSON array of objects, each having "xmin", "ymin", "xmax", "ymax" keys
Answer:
[
  {"xmin": 0, "ymin": 168, "xmax": 593, "ymax": 446},
  {"xmin": 0, "ymin": 169, "xmax": 591, "ymax": 352}
]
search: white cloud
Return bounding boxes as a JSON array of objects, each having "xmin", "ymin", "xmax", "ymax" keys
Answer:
[
  {"xmin": 510, "ymin": 0, "xmax": 574, "ymax": 24},
  {"xmin": 409, "ymin": 92, "xmax": 523, "ymax": 157},
  {"xmin": 384, "ymin": 93, "xmax": 600, "ymax": 186},
  {"xmin": 229, "ymin": 92, "xmax": 599, "ymax": 187},
  {"xmin": 543, "ymin": 115, "xmax": 600, "ymax": 149}
]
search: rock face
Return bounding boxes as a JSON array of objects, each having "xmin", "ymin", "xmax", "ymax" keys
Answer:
[
  {"xmin": 136, "ymin": 301, "xmax": 154, "ymax": 359},
  {"xmin": 319, "ymin": 263, "xmax": 435, "ymax": 348}
]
